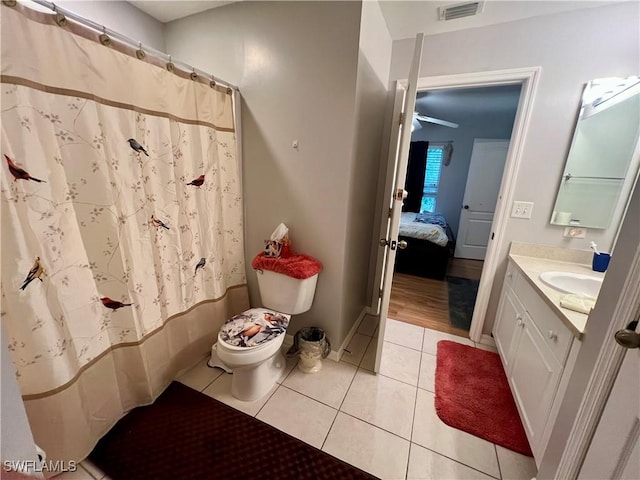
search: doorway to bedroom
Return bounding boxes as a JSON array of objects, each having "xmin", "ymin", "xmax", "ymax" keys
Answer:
[{"xmin": 390, "ymin": 84, "xmax": 521, "ymax": 337}]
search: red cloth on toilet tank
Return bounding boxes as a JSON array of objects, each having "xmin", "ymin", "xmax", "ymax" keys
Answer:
[{"xmin": 251, "ymin": 252, "xmax": 323, "ymax": 279}]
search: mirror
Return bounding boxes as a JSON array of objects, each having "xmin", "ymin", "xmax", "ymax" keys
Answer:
[{"xmin": 551, "ymin": 76, "xmax": 640, "ymax": 229}]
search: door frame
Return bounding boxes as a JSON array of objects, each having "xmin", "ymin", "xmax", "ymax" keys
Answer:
[{"xmin": 397, "ymin": 66, "xmax": 542, "ymax": 343}]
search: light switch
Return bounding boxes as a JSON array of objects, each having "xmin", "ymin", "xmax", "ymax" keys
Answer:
[{"xmin": 511, "ymin": 201, "xmax": 534, "ymax": 219}]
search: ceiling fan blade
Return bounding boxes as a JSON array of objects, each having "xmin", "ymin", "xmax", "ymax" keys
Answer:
[{"xmin": 414, "ymin": 113, "xmax": 459, "ymax": 129}]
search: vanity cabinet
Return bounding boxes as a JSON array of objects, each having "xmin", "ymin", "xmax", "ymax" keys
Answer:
[{"xmin": 493, "ymin": 259, "xmax": 578, "ymax": 463}]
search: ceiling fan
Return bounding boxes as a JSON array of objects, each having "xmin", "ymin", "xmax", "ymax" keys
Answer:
[{"xmin": 412, "ymin": 112, "xmax": 459, "ymax": 130}]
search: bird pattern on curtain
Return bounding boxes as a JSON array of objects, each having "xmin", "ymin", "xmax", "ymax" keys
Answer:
[{"xmin": 1, "ymin": 83, "xmax": 245, "ymax": 394}]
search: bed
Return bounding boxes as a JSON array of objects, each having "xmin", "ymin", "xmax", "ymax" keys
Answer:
[{"xmin": 394, "ymin": 212, "xmax": 455, "ymax": 280}]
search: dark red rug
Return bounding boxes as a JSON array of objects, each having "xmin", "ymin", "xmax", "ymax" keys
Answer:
[
  {"xmin": 434, "ymin": 341, "xmax": 533, "ymax": 456},
  {"xmin": 89, "ymin": 382, "xmax": 377, "ymax": 480}
]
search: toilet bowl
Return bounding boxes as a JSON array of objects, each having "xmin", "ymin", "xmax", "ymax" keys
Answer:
[
  {"xmin": 212, "ymin": 329, "xmax": 287, "ymax": 401},
  {"xmin": 209, "ymin": 264, "xmax": 321, "ymax": 402},
  {"xmin": 208, "ymin": 307, "xmax": 291, "ymax": 401}
]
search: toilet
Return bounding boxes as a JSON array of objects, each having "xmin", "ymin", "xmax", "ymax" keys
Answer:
[{"xmin": 208, "ymin": 269, "xmax": 319, "ymax": 401}]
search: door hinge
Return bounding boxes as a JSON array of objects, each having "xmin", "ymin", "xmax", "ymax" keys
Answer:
[
  {"xmin": 399, "ymin": 112, "xmax": 404, "ymax": 125},
  {"xmin": 378, "ymin": 288, "xmax": 383, "ymax": 298},
  {"xmin": 388, "ymin": 208, "xmax": 392, "ymax": 218}
]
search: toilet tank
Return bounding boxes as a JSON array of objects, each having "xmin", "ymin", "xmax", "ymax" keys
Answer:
[{"xmin": 256, "ymin": 269, "xmax": 318, "ymax": 314}]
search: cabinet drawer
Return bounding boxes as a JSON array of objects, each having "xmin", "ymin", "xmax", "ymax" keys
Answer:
[{"xmin": 513, "ymin": 275, "xmax": 572, "ymax": 364}]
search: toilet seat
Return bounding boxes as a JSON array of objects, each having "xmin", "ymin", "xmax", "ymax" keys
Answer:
[{"xmin": 218, "ymin": 308, "xmax": 290, "ymax": 350}]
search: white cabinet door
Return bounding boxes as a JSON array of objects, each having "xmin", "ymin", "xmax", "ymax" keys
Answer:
[
  {"xmin": 493, "ymin": 286, "xmax": 524, "ymax": 375},
  {"xmin": 508, "ymin": 314, "xmax": 563, "ymax": 458}
]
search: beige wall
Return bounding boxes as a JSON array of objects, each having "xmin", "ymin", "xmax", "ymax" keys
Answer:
[
  {"xmin": 389, "ymin": 2, "xmax": 640, "ymax": 334},
  {"xmin": 165, "ymin": 1, "xmax": 376, "ymax": 348},
  {"xmin": 342, "ymin": 1, "xmax": 394, "ymax": 339}
]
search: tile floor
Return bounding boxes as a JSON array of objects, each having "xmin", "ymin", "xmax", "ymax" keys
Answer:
[{"xmin": 65, "ymin": 319, "xmax": 538, "ymax": 480}]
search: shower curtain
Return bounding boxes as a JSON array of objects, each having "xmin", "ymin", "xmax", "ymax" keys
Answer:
[{"xmin": 1, "ymin": 3, "xmax": 249, "ymax": 465}]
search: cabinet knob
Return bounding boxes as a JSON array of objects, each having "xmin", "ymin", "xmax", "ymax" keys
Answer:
[
  {"xmin": 516, "ymin": 316, "xmax": 524, "ymax": 327},
  {"xmin": 548, "ymin": 330, "xmax": 558, "ymax": 341},
  {"xmin": 507, "ymin": 272, "xmax": 513, "ymax": 279}
]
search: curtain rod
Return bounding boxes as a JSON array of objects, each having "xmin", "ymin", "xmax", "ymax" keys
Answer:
[{"xmin": 20, "ymin": 0, "xmax": 239, "ymax": 92}]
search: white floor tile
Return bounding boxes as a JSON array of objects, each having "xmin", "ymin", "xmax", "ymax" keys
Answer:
[
  {"xmin": 358, "ymin": 314, "xmax": 378, "ymax": 336},
  {"xmin": 412, "ymin": 389, "xmax": 500, "ymax": 478},
  {"xmin": 407, "ymin": 443, "xmax": 494, "ymax": 480},
  {"xmin": 422, "ymin": 329, "xmax": 474, "ymax": 356},
  {"xmin": 257, "ymin": 386, "xmax": 337, "ymax": 448},
  {"xmin": 359, "ymin": 336, "xmax": 378, "ymax": 371},
  {"xmin": 202, "ymin": 373, "xmax": 275, "ymax": 416},
  {"xmin": 341, "ymin": 369, "xmax": 417, "ymax": 439},
  {"xmin": 418, "ymin": 353, "xmax": 436, "ymax": 393},
  {"xmin": 496, "ymin": 445, "xmax": 538, "ymax": 480},
  {"xmin": 283, "ymin": 359, "xmax": 357, "ymax": 408},
  {"xmin": 323, "ymin": 412, "xmax": 410, "ymax": 480},
  {"xmin": 175, "ymin": 357, "xmax": 223, "ymax": 392},
  {"xmin": 79, "ymin": 460, "xmax": 106, "ymax": 479},
  {"xmin": 384, "ymin": 318, "xmax": 424, "ymax": 351},
  {"xmin": 476, "ymin": 343, "xmax": 499, "ymax": 354},
  {"xmin": 379, "ymin": 341, "xmax": 421, "ymax": 386},
  {"xmin": 340, "ymin": 333, "xmax": 372, "ymax": 367}
]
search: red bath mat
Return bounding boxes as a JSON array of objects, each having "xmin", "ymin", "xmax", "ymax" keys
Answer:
[{"xmin": 434, "ymin": 340, "xmax": 533, "ymax": 456}]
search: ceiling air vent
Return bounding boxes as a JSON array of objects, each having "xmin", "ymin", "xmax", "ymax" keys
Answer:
[{"xmin": 438, "ymin": 1, "xmax": 484, "ymax": 21}]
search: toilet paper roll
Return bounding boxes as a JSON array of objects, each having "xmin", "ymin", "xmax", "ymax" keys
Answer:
[{"xmin": 554, "ymin": 211, "xmax": 572, "ymax": 224}]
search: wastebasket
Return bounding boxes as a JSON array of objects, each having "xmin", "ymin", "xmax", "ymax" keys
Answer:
[{"xmin": 287, "ymin": 327, "xmax": 331, "ymax": 373}]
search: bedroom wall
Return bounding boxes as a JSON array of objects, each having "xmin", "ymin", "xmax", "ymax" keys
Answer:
[
  {"xmin": 165, "ymin": 2, "xmax": 367, "ymax": 349},
  {"xmin": 57, "ymin": 1, "xmax": 166, "ymax": 51},
  {"xmin": 410, "ymin": 94, "xmax": 519, "ymax": 239},
  {"xmin": 389, "ymin": 1, "xmax": 640, "ymax": 334}
]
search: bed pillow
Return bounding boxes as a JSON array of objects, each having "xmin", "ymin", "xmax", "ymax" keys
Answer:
[{"xmin": 415, "ymin": 212, "xmax": 448, "ymax": 228}]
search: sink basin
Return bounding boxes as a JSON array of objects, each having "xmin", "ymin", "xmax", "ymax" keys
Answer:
[{"xmin": 539, "ymin": 271, "xmax": 603, "ymax": 298}]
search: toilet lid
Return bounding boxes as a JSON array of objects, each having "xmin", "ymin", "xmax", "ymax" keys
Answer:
[{"xmin": 219, "ymin": 308, "xmax": 290, "ymax": 349}]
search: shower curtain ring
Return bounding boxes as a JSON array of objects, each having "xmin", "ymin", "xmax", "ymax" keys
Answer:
[
  {"xmin": 2, "ymin": 0, "xmax": 18, "ymax": 7},
  {"xmin": 136, "ymin": 41, "xmax": 146, "ymax": 60},
  {"xmin": 190, "ymin": 68, "xmax": 198, "ymax": 81},
  {"xmin": 166, "ymin": 55, "xmax": 175, "ymax": 72},
  {"xmin": 210, "ymin": 75, "xmax": 217, "ymax": 89},
  {"xmin": 99, "ymin": 26, "xmax": 111, "ymax": 46},
  {"xmin": 52, "ymin": 3, "xmax": 68, "ymax": 27}
]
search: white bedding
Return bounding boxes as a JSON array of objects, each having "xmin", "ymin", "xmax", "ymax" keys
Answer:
[{"xmin": 399, "ymin": 212, "xmax": 449, "ymax": 247}]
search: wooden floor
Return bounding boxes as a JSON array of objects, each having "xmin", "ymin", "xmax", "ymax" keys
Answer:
[{"xmin": 389, "ymin": 258, "xmax": 483, "ymax": 338}]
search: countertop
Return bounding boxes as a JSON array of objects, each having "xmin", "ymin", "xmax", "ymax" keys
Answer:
[{"xmin": 508, "ymin": 244, "xmax": 605, "ymax": 338}]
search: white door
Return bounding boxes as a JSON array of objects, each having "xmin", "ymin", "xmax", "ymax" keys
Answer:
[
  {"xmin": 372, "ymin": 34, "xmax": 424, "ymax": 372},
  {"xmin": 455, "ymin": 139, "xmax": 509, "ymax": 260},
  {"xmin": 578, "ymin": 323, "xmax": 640, "ymax": 479}
]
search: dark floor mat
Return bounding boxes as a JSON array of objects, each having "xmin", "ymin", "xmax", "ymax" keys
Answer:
[
  {"xmin": 89, "ymin": 381, "xmax": 377, "ymax": 480},
  {"xmin": 447, "ymin": 276, "xmax": 479, "ymax": 330}
]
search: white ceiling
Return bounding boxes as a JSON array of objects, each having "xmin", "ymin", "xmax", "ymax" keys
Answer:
[
  {"xmin": 129, "ymin": 1, "xmax": 236, "ymax": 23},
  {"xmin": 378, "ymin": 0, "xmax": 618, "ymax": 40},
  {"xmin": 130, "ymin": 0, "xmax": 619, "ymax": 39}
]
